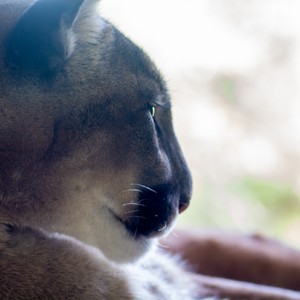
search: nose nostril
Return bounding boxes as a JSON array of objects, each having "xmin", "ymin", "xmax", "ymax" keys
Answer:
[
  {"xmin": 178, "ymin": 193, "xmax": 191, "ymax": 214},
  {"xmin": 178, "ymin": 202, "xmax": 189, "ymax": 214}
]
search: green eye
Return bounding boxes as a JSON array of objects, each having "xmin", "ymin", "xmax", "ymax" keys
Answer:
[{"xmin": 150, "ymin": 106, "xmax": 156, "ymax": 117}]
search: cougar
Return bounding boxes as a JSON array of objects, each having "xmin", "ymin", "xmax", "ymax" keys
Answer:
[{"xmin": 0, "ymin": 0, "xmax": 203, "ymax": 298}]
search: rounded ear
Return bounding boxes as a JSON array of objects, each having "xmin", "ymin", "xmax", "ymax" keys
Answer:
[{"xmin": 5, "ymin": 0, "xmax": 85, "ymax": 77}]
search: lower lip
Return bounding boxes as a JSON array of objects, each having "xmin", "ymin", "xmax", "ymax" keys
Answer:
[{"xmin": 108, "ymin": 207, "xmax": 175, "ymax": 239}]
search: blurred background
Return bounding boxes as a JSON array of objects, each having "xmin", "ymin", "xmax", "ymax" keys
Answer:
[{"xmin": 101, "ymin": 0, "xmax": 300, "ymax": 248}]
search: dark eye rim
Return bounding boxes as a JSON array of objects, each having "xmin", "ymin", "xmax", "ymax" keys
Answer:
[{"xmin": 146, "ymin": 98, "xmax": 171, "ymax": 118}]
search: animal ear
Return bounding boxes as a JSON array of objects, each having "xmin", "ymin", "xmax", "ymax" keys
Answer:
[{"xmin": 5, "ymin": 0, "xmax": 85, "ymax": 77}]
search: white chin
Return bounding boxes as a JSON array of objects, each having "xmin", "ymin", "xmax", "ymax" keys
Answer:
[
  {"xmin": 95, "ymin": 211, "xmax": 176, "ymax": 263},
  {"xmin": 92, "ymin": 213, "xmax": 156, "ymax": 263},
  {"xmin": 104, "ymin": 236, "xmax": 156, "ymax": 263}
]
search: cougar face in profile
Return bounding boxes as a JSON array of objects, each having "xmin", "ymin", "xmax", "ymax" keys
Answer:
[{"xmin": 0, "ymin": 0, "xmax": 195, "ymax": 298}]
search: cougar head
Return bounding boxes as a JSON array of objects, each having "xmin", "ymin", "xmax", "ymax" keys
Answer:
[{"xmin": 0, "ymin": 0, "xmax": 192, "ymax": 262}]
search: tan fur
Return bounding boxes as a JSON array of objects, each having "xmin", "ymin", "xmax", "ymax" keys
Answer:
[
  {"xmin": 2, "ymin": 2, "xmax": 300, "ymax": 299},
  {"xmin": 0, "ymin": 0, "xmax": 200, "ymax": 299}
]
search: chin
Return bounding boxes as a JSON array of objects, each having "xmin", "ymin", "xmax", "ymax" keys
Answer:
[
  {"xmin": 101, "ymin": 220, "xmax": 177, "ymax": 264},
  {"xmin": 102, "ymin": 216, "xmax": 178, "ymax": 263},
  {"xmin": 63, "ymin": 190, "xmax": 178, "ymax": 263},
  {"xmin": 81, "ymin": 211, "xmax": 157, "ymax": 263},
  {"xmin": 107, "ymin": 236, "xmax": 156, "ymax": 263}
]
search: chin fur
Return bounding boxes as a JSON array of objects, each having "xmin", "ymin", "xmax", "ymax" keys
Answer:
[{"xmin": 94, "ymin": 214, "xmax": 157, "ymax": 263}]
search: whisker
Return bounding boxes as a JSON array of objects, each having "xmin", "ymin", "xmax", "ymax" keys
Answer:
[
  {"xmin": 122, "ymin": 209, "xmax": 140, "ymax": 215},
  {"xmin": 157, "ymin": 241, "xmax": 170, "ymax": 249},
  {"xmin": 130, "ymin": 183, "xmax": 157, "ymax": 194},
  {"xmin": 138, "ymin": 198, "xmax": 152, "ymax": 203},
  {"xmin": 122, "ymin": 202, "xmax": 146, "ymax": 207},
  {"xmin": 171, "ymin": 231, "xmax": 179, "ymax": 238},
  {"xmin": 121, "ymin": 189, "xmax": 143, "ymax": 193}
]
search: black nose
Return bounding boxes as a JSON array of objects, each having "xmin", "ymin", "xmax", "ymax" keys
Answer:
[
  {"xmin": 123, "ymin": 183, "xmax": 178, "ymax": 238},
  {"xmin": 178, "ymin": 195, "xmax": 190, "ymax": 214},
  {"xmin": 177, "ymin": 166, "xmax": 193, "ymax": 214}
]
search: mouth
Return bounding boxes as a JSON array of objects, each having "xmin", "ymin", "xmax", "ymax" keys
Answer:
[
  {"xmin": 109, "ymin": 203, "xmax": 177, "ymax": 239},
  {"xmin": 108, "ymin": 183, "xmax": 181, "ymax": 240}
]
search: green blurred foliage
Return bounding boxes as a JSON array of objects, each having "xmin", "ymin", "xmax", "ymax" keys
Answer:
[
  {"xmin": 231, "ymin": 177, "xmax": 300, "ymax": 236},
  {"xmin": 218, "ymin": 76, "xmax": 237, "ymax": 104},
  {"xmin": 178, "ymin": 177, "xmax": 300, "ymax": 247}
]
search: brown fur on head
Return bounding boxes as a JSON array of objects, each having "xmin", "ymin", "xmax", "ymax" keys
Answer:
[{"xmin": 0, "ymin": 0, "xmax": 192, "ymax": 262}]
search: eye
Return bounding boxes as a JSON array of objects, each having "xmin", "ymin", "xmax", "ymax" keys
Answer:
[{"xmin": 150, "ymin": 106, "xmax": 156, "ymax": 118}]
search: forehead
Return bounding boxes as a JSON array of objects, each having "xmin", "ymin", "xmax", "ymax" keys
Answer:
[{"xmin": 117, "ymin": 34, "xmax": 168, "ymax": 95}]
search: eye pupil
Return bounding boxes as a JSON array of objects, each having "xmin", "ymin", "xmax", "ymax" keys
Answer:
[{"xmin": 150, "ymin": 106, "xmax": 156, "ymax": 117}]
